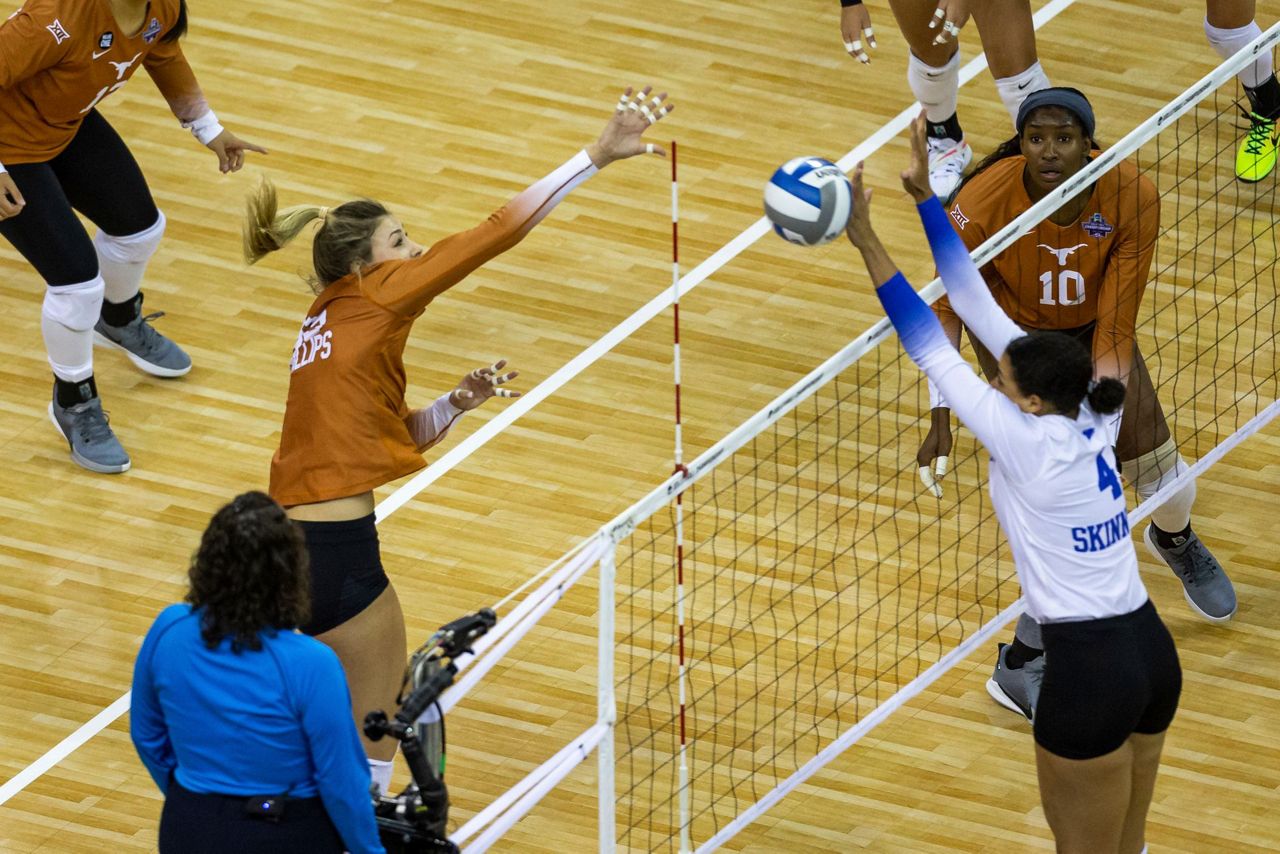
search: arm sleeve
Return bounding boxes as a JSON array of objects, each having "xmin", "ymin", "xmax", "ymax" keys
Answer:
[
  {"xmin": 404, "ymin": 393, "xmax": 465, "ymax": 453},
  {"xmin": 918, "ymin": 195, "xmax": 1025, "ymax": 359},
  {"xmin": 142, "ymin": 39, "xmax": 211, "ymax": 123},
  {"xmin": 129, "ymin": 609, "xmax": 182, "ymax": 793},
  {"xmin": 294, "ymin": 648, "xmax": 385, "ymax": 854},
  {"xmin": 877, "ymin": 272, "xmax": 1045, "ymax": 483},
  {"xmin": 366, "ymin": 150, "xmax": 599, "ymax": 316},
  {"xmin": 0, "ymin": 3, "xmax": 71, "ymax": 89},
  {"xmin": 1092, "ymin": 178, "xmax": 1158, "ymax": 384}
]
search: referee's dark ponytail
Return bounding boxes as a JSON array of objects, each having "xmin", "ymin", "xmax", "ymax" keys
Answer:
[{"xmin": 1006, "ymin": 331, "xmax": 1125, "ymax": 416}]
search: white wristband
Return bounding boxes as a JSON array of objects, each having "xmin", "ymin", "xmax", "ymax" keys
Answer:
[
  {"xmin": 927, "ymin": 376, "xmax": 948, "ymax": 410},
  {"xmin": 0, "ymin": 161, "xmax": 7, "ymax": 175},
  {"xmin": 182, "ymin": 110, "xmax": 225, "ymax": 146}
]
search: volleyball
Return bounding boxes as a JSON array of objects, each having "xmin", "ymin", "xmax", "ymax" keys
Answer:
[{"xmin": 763, "ymin": 157, "xmax": 854, "ymax": 246}]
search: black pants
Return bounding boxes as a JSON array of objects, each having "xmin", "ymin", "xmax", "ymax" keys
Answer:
[
  {"xmin": 1034, "ymin": 600, "xmax": 1182, "ymax": 760},
  {"xmin": 0, "ymin": 109, "xmax": 159, "ymax": 286},
  {"xmin": 297, "ymin": 514, "xmax": 390, "ymax": 636},
  {"xmin": 159, "ymin": 778, "xmax": 345, "ymax": 854}
]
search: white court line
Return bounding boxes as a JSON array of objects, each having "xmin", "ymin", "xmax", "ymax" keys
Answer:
[{"xmin": 0, "ymin": 0, "xmax": 1078, "ymax": 809}]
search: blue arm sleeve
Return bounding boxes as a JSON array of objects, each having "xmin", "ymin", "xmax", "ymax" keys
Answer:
[
  {"xmin": 129, "ymin": 607, "xmax": 184, "ymax": 794},
  {"xmin": 877, "ymin": 272, "xmax": 1046, "ymax": 482},
  {"xmin": 917, "ymin": 196, "xmax": 1025, "ymax": 359},
  {"xmin": 293, "ymin": 646, "xmax": 385, "ymax": 854}
]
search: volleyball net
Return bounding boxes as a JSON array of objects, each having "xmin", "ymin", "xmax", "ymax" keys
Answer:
[{"xmin": 445, "ymin": 26, "xmax": 1280, "ymax": 852}]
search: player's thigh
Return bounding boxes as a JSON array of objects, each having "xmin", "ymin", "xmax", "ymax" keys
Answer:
[
  {"xmin": 965, "ymin": 327, "xmax": 1000, "ymax": 379},
  {"xmin": 1035, "ymin": 740, "xmax": 1132, "ymax": 852},
  {"xmin": 0, "ymin": 162, "xmax": 98, "ymax": 285},
  {"xmin": 886, "ymin": 0, "xmax": 958, "ymax": 66},
  {"xmin": 50, "ymin": 109, "xmax": 160, "ymax": 237},
  {"xmin": 970, "ymin": 0, "xmax": 1039, "ymax": 78},
  {"xmin": 1119, "ymin": 731, "xmax": 1167, "ymax": 854},
  {"xmin": 1116, "ymin": 343, "xmax": 1171, "ymax": 461}
]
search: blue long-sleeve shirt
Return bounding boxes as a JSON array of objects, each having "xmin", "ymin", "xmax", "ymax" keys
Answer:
[
  {"xmin": 130, "ymin": 604, "xmax": 384, "ymax": 854},
  {"xmin": 873, "ymin": 196, "xmax": 1148, "ymax": 623}
]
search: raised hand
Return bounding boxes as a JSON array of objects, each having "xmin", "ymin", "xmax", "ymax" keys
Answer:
[
  {"xmin": 588, "ymin": 86, "xmax": 675, "ymax": 167},
  {"xmin": 207, "ymin": 129, "xmax": 269, "ymax": 174},
  {"xmin": 844, "ymin": 161, "xmax": 877, "ymax": 250},
  {"xmin": 449, "ymin": 360, "xmax": 522, "ymax": 411},
  {"xmin": 929, "ymin": 0, "xmax": 971, "ymax": 45},
  {"xmin": 840, "ymin": 3, "xmax": 877, "ymax": 64},
  {"xmin": 901, "ymin": 113, "xmax": 934, "ymax": 203}
]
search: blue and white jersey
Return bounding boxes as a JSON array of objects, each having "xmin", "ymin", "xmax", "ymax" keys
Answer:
[{"xmin": 876, "ymin": 197, "xmax": 1148, "ymax": 623}]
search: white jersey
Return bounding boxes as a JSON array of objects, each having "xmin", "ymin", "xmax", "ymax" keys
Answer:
[{"xmin": 891, "ymin": 197, "xmax": 1150, "ymax": 624}]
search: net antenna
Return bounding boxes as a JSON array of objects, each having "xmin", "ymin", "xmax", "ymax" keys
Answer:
[{"xmin": 668, "ymin": 140, "xmax": 694, "ymax": 853}]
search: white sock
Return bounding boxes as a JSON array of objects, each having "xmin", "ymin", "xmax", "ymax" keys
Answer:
[
  {"xmin": 94, "ymin": 212, "xmax": 165, "ymax": 306},
  {"xmin": 908, "ymin": 50, "xmax": 961, "ymax": 125},
  {"xmin": 994, "ymin": 61, "xmax": 1051, "ymax": 127},
  {"xmin": 1204, "ymin": 19, "xmax": 1271, "ymax": 88},
  {"xmin": 368, "ymin": 757, "xmax": 394, "ymax": 794}
]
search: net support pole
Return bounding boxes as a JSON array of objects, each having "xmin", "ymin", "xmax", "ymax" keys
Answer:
[{"xmin": 598, "ymin": 541, "xmax": 617, "ymax": 854}]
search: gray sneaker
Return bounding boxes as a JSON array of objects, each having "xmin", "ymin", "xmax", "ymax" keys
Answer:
[
  {"xmin": 48, "ymin": 387, "xmax": 130, "ymax": 473},
  {"xmin": 1144, "ymin": 525, "xmax": 1237, "ymax": 622},
  {"xmin": 94, "ymin": 299, "xmax": 191, "ymax": 377},
  {"xmin": 985, "ymin": 643, "xmax": 1044, "ymax": 722}
]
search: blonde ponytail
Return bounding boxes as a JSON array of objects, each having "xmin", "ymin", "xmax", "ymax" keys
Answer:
[{"xmin": 243, "ymin": 179, "xmax": 324, "ymax": 265}]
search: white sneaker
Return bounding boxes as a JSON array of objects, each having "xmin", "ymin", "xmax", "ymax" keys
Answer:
[{"xmin": 926, "ymin": 137, "xmax": 972, "ymax": 202}]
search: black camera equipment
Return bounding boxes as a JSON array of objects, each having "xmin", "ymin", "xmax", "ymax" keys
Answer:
[{"xmin": 365, "ymin": 608, "xmax": 497, "ymax": 854}]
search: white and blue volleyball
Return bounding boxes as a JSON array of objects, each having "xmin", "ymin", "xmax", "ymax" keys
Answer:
[{"xmin": 763, "ymin": 157, "xmax": 853, "ymax": 246}]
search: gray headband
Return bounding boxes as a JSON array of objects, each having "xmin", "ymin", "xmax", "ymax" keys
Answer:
[{"xmin": 1015, "ymin": 87, "xmax": 1096, "ymax": 139}]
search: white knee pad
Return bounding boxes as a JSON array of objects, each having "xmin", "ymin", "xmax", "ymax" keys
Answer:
[
  {"xmin": 42, "ymin": 277, "xmax": 104, "ymax": 382},
  {"xmin": 1128, "ymin": 438, "xmax": 1195, "ymax": 532},
  {"xmin": 1205, "ymin": 19, "xmax": 1270, "ymax": 88},
  {"xmin": 43, "ymin": 276, "xmax": 105, "ymax": 332},
  {"xmin": 907, "ymin": 50, "xmax": 961, "ymax": 123},
  {"xmin": 994, "ymin": 61, "xmax": 1051, "ymax": 128},
  {"xmin": 94, "ymin": 211, "xmax": 165, "ymax": 304},
  {"xmin": 93, "ymin": 210, "xmax": 166, "ymax": 265}
]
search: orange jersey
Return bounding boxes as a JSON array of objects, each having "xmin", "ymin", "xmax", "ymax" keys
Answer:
[
  {"xmin": 936, "ymin": 154, "xmax": 1159, "ymax": 381},
  {"xmin": 269, "ymin": 150, "xmax": 598, "ymax": 507},
  {"xmin": 0, "ymin": 0, "xmax": 206, "ymax": 164}
]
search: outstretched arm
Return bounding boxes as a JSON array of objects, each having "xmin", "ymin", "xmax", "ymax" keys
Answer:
[
  {"xmin": 371, "ymin": 86, "xmax": 675, "ymax": 316},
  {"xmin": 845, "ymin": 159, "xmax": 1044, "ymax": 483}
]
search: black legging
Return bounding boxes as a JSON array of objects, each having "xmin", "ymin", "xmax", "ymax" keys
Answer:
[
  {"xmin": 159, "ymin": 778, "xmax": 346, "ymax": 854},
  {"xmin": 0, "ymin": 109, "xmax": 159, "ymax": 286}
]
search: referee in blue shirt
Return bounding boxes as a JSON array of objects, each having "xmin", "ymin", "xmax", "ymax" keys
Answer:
[{"xmin": 130, "ymin": 491, "xmax": 384, "ymax": 854}]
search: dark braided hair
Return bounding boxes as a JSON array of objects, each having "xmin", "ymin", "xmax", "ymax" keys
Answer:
[
  {"xmin": 186, "ymin": 491, "xmax": 311, "ymax": 652},
  {"xmin": 160, "ymin": 0, "xmax": 188, "ymax": 43},
  {"xmin": 1005, "ymin": 331, "xmax": 1126, "ymax": 416}
]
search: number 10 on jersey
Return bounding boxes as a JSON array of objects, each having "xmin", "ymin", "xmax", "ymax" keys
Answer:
[{"xmin": 1040, "ymin": 269, "xmax": 1087, "ymax": 306}]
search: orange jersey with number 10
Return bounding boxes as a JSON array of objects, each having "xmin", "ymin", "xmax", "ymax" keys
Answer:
[
  {"xmin": 935, "ymin": 154, "xmax": 1159, "ymax": 382},
  {"xmin": 0, "ymin": 0, "xmax": 206, "ymax": 164}
]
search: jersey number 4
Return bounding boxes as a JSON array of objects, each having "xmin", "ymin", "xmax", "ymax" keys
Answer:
[
  {"xmin": 1040, "ymin": 270, "xmax": 1087, "ymax": 306},
  {"xmin": 1096, "ymin": 452, "xmax": 1122, "ymax": 499}
]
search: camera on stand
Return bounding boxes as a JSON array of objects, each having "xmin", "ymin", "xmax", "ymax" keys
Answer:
[{"xmin": 364, "ymin": 608, "xmax": 497, "ymax": 854}]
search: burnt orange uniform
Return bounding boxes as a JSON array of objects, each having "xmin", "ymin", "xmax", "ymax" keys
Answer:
[
  {"xmin": 0, "ymin": 0, "xmax": 206, "ymax": 164},
  {"xmin": 269, "ymin": 151, "xmax": 599, "ymax": 507},
  {"xmin": 935, "ymin": 154, "xmax": 1159, "ymax": 382}
]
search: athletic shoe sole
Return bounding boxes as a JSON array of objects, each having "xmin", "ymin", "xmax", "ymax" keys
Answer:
[
  {"xmin": 1143, "ymin": 525, "xmax": 1236, "ymax": 623},
  {"xmin": 985, "ymin": 677, "xmax": 1031, "ymax": 721},
  {"xmin": 93, "ymin": 330, "xmax": 192, "ymax": 378},
  {"xmin": 47, "ymin": 402, "xmax": 131, "ymax": 474}
]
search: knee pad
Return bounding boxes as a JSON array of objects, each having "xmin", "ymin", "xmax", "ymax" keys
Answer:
[
  {"xmin": 93, "ymin": 210, "xmax": 166, "ymax": 266},
  {"xmin": 1127, "ymin": 437, "xmax": 1195, "ymax": 528},
  {"xmin": 1205, "ymin": 19, "xmax": 1270, "ymax": 87},
  {"xmin": 907, "ymin": 50, "xmax": 960, "ymax": 123},
  {"xmin": 42, "ymin": 276, "xmax": 105, "ymax": 332},
  {"xmin": 994, "ymin": 61, "xmax": 1051, "ymax": 127}
]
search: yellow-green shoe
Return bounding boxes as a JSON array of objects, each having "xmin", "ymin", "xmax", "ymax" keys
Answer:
[{"xmin": 1236, "ymin": 111, "xmax": 1278, "ymax": 182}]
